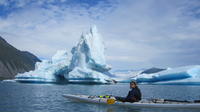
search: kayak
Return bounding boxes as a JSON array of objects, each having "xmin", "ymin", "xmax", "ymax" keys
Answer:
[{"xmin": 63, "ymin": 94, "xmax": 200, "ymax": 109}]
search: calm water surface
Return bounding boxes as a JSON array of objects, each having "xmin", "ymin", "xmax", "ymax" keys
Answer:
[{"xmin": 0, "ymin": 81, "xmax": 200, "ymax": 112}]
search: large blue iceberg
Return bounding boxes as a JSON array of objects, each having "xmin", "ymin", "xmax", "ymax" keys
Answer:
[
  {"xmin": 132, "ymin": 65, "xmax": 200, "ymax": 85},
  {"xmin": 15, "ymin": 26, "xmax": 114, "ymax": 84}
]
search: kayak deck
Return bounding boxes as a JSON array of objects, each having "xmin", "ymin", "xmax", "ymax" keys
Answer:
[{"xmin": 63, "ymin": 94, "xmax": 200, "ymax": 109}]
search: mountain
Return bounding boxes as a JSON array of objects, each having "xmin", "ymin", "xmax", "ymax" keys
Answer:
[
  {"xmin": 140, "ymin": 67, "xmax": 166, "ymax": 74},
  {"xmin": 0, "ymin": 36, "xmax": 41, "ymax": 80}
]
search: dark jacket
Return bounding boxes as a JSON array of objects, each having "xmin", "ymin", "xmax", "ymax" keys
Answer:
[{"xmin": 125, "ymin": 87, "xmax": 141, "ymax": 102}]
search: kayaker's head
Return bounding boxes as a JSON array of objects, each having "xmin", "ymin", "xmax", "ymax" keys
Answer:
[{"xmin": 130, "ymin": 81, "xmax": 137, "ymax": 89}]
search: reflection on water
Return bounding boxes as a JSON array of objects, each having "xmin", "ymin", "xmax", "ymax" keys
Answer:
[{"xmin": 0, "ymin": 82, "xmax": 200, "ymax": 112}]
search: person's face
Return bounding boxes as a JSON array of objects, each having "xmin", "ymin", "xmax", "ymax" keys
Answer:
[{"xmin": 130, "ymin": 83, "xmax": 136, "ymax": 88}]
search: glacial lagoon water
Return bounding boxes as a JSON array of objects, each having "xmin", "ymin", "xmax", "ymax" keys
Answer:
[{"xmin": 0, "ymin": 81, "xmax": 200, "ymax": 112}]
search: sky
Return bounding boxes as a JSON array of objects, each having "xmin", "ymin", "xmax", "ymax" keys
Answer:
[{"xmin": 0, "ymin": 0, "xmax": 200, "ymax": 70}]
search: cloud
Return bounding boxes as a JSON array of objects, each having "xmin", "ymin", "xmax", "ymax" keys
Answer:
[
  {"xmin": 100, "ymin": 0, "xmax": 200, "ymax": 68},
  {"xmin": 0, "ymin": 0, "xmax": 200, "ymax": 69},
  {"xmin": 0, "ymin": 0, "xmax": 117, "ymax": 56}
]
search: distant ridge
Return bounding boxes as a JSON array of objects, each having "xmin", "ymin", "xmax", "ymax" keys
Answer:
[
  {"xmin": 0, "ymin": 36, "xmax": 41, "ymax": 80},
  {"xmin": 140, "ymin": 67, "xmax": 166, "ymax": 74}
]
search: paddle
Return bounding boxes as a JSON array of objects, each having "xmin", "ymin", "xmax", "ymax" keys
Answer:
[
  {"xmin": 164, "ymin": 99, "xmax": 200, "ymax": 103},
  {"xmin": 146, "ymin": 98, "xmax": 200, "ymax": 103}
]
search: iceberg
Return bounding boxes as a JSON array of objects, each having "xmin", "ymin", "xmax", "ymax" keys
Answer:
[
  {"xmin": 15, "ymin": 50, "xmax": 70, "ymax": 83},
  {"xmin": 111, "ymin": 70, "xmax": 142, "ymax": 83},
  {"xmin": 15, "ymin": 25, "xmax": 114, "ymax": 84},
  {"xmin": 132, "ymin": 65, "xmax": 200, "ymax": 85},
  {"xmin": 65, "ymin": 26, "xmax": 113, "ymax": 84}
]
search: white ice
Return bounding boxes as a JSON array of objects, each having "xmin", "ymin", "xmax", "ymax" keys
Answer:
[
  {"xmin": 66, "ymin": 25, "xmax": 113, "ymax": 84},
  {"xmin": 15, "ymin": 50, "xmax": 70, "ymax": 83},
  {"xmin": 132, "ymin": 65, "xmax": 200, "ymax": 85},
  {"xmin": 15, "ymin": 26, "xmax": 113, "ymax": 84}
]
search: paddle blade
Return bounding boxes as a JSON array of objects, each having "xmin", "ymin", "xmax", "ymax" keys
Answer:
[{"xmin": 107, "ymin": 99, "xmax": 115, "ymax": 104}]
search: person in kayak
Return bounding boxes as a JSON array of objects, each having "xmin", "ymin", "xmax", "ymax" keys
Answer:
[{"xmin": 115, "ymin": 81, "xmax": 142, "ymax": 102}]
